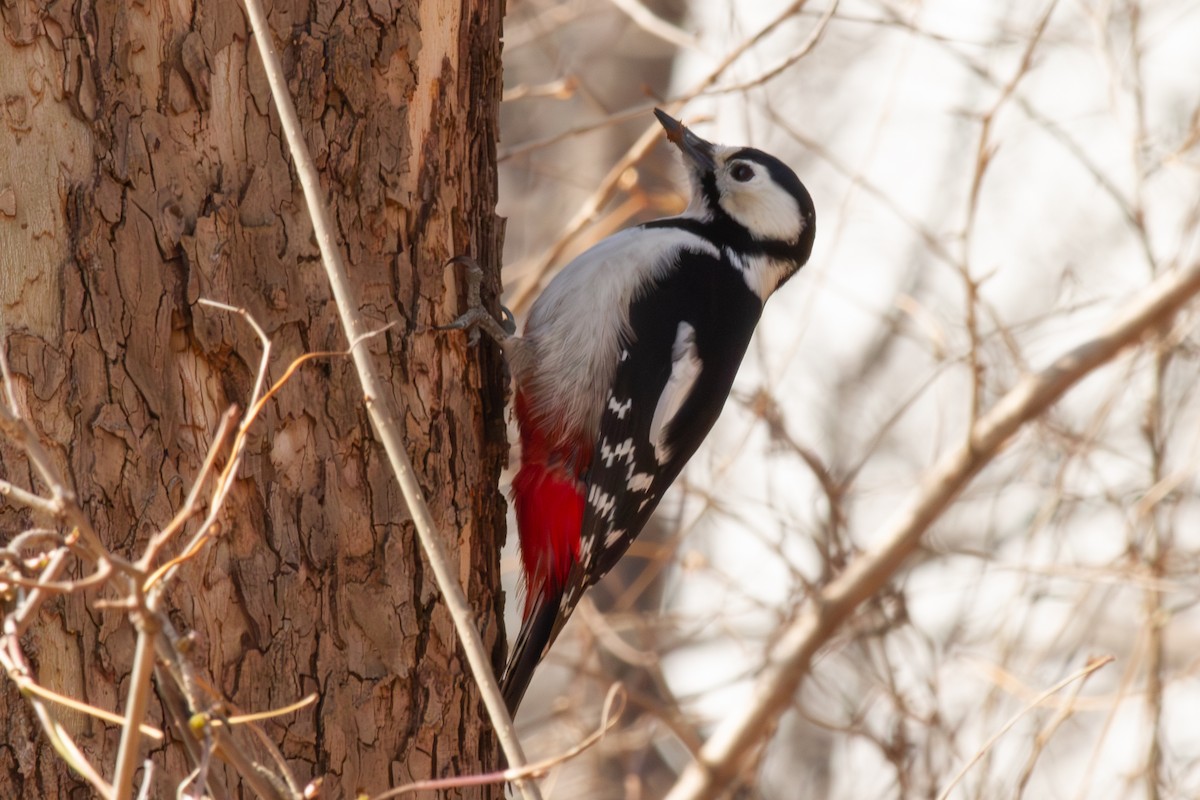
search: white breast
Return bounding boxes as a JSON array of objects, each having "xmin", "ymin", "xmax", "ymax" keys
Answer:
[{"xmin": 518, "ymin": 224, "xmax": 719, "ymax": 445}]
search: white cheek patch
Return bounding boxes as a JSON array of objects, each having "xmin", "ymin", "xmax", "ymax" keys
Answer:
[
  {"xmin": 719, "ymin": 175, "xmax": 804, "ymax": 244},
  {"xmin": 650, "ymin": 321, "xmax": 702, "ymax": 464}
]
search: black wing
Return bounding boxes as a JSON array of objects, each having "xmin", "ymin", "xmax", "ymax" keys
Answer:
[{"xmin": 569, "ymin": 246, "xmax": 765, "ymax": 629}]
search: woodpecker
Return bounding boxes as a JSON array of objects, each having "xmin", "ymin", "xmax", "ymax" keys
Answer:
[{"xmin": 444, "ymin": 109, "xmax": 816, "ymax": 714}]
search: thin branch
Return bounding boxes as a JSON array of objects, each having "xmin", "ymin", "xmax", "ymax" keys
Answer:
[
  {"xmin": 663, "ymin": 260, "xmax": 1200, "ymax": 800},
  {"xmin": 113, "ymin": 621, "xmax": 160, "ymax": 800},
  {"xmin": 134, "ymin": 760, "xmax": 154, "ymax": 800},
  {"xmin": 238, "ymin": 0, "xmax": 538, "ymax": 794},
  {"xmin": 503, "ymin": 76, "xmax": 577, "ymax": 103},
  {"xmin": 606, "ymin": 0, "xmax": 702, "ymax": 51},
  {"xmin": 196, "ymin": 300, "xmax": 272, "ymax": 413},
  {"xmin": 40, "ymin": 709, "xmax": 114, "ymax": 796},
  {"xmin": 0, "ymin": 360, "xmax": 128, "ymax": 576},
  {"xmin": 192, "ymin": 718, "xmax": 288, "ymax": 800},
  {"xmin": 144, "ymin": 344, "xmax": 338, "ymax": 596},
  {"xmin": 707, "ymin": 0, "xmax": 839, "ymax": 95},
  {"xmin": 138, "ymin": 407, "xmax": 237, "ymax": 573},
  {"xmin": 936, "ymin": 655, "xmax": 1113, "ymax": 800},
  {"xmin": 370, "ymin": 686, "xmax": 625, "ymax": 799},
  {"xmin": 0, "ymin": 633, "xmax": 112, "ymax": 796},
  {"xmin": 0, "ymin": 556, "xmax": 111, "ymax": 596},
  {"xmin": 4, "ymin": 547, "xmax": 71, "ymax": 637},
  {"xmin": 0, "ymin": 477, "xmax": 59, "ymax": 515},
  {"xmin": 225, "ymin": 693, "xmax": 318, "ymax": 726},
  {"xmin": 0, "ymin": 661, "xmax": 162, "ymax": 740}
]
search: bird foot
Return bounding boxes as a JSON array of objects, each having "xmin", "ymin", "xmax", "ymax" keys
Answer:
[{"xmin": 438, "ymin": 255, "xmax": 516, "ymax": 346}]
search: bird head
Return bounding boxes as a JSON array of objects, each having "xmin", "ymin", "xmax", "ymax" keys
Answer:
[{"xmin": 654, "ymin": 108, "xmax": 816, "ymax": 272}]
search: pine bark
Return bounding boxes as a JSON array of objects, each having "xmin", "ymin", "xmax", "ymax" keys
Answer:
[{"xmin": 0, "ymin": 0, "xmax": 507, "ymax": 796}]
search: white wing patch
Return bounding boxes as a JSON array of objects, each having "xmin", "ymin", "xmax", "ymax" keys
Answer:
[
  {"xmin": 599, "ymin": 436, "xmax": 635, "ymax": 467},
  {"xmin": 608, "ymin": 395, "xmax": 632, "ymax": 419},
  {"xmin": 650, "ymin": 321, "xmax": 702, "ymax": 464},
  {"xmin": 588, "ymin": 484, "xmax": 617, "ymax": 521},
  {"xmin": 627, "ymin": 472, "xmax": 654, "ymax": 492}
]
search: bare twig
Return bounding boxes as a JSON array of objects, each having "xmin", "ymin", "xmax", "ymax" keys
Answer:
[
  {"xmin": 370, "ymin": 685, "xmax": 626, "ymax": 799},
  {"xmin": 134, "ymin": 760, "xmax": 154, "ymax": 800},
  {"xmin": 708, "ymin": 0, "xmax": 839, "ymax": 95},
  {"xmin": 2, "ymin": 667, "xmax": 162, "ymax": 740},
  {"xmin": 144, "ymin": 340, "xmax": 336, "ymax": 596},
  {"xmin": 113, "ymin": 622, "xmax": 160, "ymax": 800},
  {"xmin": 0, "ymin": 477, "xmax": 59, "ymax": 516},
  {"xmin": 196, "ymin": 300, "xmax": 272, "ymax": 411},
  {"xmin": 238, "ymin": 0, "xmax": 538, "ymax": 794},
  {"xmin": 0, "ymin": 618, "xmax": 112, "ymax": 796},
  {"xmin": 606, "ymin": 0, "xmax": 702, "ymax": 50},
  {"xmin": 225, "ymin": 693, "xmax": 319, "ymax": 726},
  {"xmin": 138, "ymin": 407, "xmax": 237, "ymax": 579},
  {"xmin": 936, "ymin": 655, "xmax": 1113, "ymax": 800},
  {"xmin": 0, "ymin": 357, "xmax": 130, "ymax": 576},
  {"xmin": 663, "ymin": 260, "xmax": 1200, "ymax": 800}
]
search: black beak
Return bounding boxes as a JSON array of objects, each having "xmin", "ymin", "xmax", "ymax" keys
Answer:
[{"xmin": 654, "ymin": 109, "xmax": 716, "ymax": 172}]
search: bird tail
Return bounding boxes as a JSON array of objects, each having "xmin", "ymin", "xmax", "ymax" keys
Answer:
[
  {"xmin": 501, "ymin": 589, "xmax": 562, "ymax": 714},
  {"xmin": 503, "ymin": 455, "xmax": 583, "ymax": 714}
]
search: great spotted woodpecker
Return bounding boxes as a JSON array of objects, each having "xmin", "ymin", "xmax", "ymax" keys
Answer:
[{"xmin": 444, "ymin": 109, "xmax": 816, "ymax": 714}]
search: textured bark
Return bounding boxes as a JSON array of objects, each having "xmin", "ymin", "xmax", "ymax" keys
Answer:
[{"xmin": 0, "ymin": 0, "xmax": 507, "ymax": 796}]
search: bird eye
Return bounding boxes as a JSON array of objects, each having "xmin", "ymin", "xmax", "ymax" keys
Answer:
[{"xmin": 731, "ymin": 163, "xmax": 755, "ymax": 182}]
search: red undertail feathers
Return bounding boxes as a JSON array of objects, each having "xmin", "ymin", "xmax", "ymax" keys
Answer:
[
  {"xmin": 510, "ymin": 391, "xmax": 590, "ymax": 612},
  {"xmin": 501, "ymin": 391, "xmax": 591, "ymax": 712}
]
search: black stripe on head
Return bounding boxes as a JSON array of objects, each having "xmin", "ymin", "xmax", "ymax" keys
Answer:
[{"xmin": 700, "ymin": 169, "xmax": 722, "ymax": 213}]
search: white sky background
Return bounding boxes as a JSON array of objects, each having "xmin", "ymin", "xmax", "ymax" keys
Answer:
[{"xmin": 497, "ymin": 1, "xmax": 1200, "ymax": 796}]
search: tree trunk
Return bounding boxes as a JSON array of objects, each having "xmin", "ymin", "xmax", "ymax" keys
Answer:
[{"xmin": 0, "ymin": 0, "xmax": 507, "ymax": 796}]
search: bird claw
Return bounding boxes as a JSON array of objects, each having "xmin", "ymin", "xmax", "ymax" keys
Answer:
[{"xmin": 439, "ymin": 255, "xmax": 516, "ymax": 345}]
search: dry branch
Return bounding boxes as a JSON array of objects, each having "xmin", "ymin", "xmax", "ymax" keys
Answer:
[
  {"xmin": 664, "ymin": 260, "xmax": 1200, "ymax": 800},
  {"xmin": 0, "ymin": 301, "xmax": 320, "ymax": 799},
  {"xmin": 936, "ymin": 655, "xmax": 1113, "ymax": 800}
]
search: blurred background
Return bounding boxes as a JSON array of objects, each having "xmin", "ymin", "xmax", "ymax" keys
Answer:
[{"xmin": 494, "ymin": 0, "xmax": 1200, "ymax": 797}]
